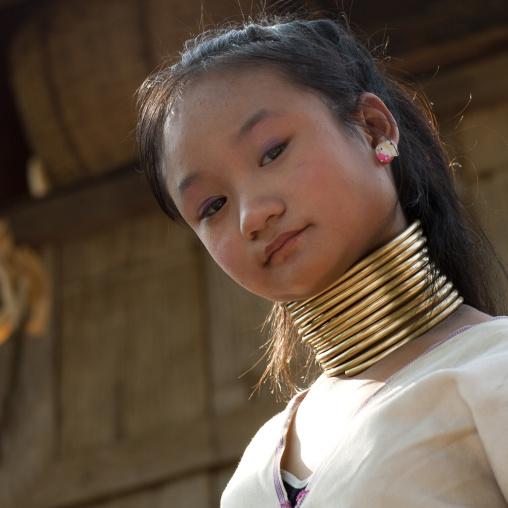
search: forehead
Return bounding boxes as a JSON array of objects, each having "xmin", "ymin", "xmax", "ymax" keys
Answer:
[
  {"xmin": 165, "ymin": 67, "xmax": 301, "ymax": 135},
  {"xmin": 162, "ymin": 67, "xmax": 317, "ymax": 189}
]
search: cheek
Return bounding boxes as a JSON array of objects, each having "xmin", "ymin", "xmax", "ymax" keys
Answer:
[
  {"xmin": 291, "ymin": 154, "xmax": 350, "ymax": 206},
  {"xmin": 199, "ymin": 231, "xmax": 245, "ymax": 280}
]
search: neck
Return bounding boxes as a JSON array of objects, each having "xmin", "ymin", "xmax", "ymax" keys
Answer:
[{"xmin": 284, "ymin": 221, "xmax": 463, "ymax": 377}]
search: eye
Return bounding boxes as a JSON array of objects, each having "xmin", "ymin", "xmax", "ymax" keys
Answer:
[
  {"xmin": 261, "ymin": 144, "xmax": 286, "ymax": 166},
  {"xmin": 201, "ymin": 197, "xmax": 227, "ymax": 219}
]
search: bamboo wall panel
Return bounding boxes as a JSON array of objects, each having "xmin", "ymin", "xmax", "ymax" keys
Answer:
[
  {"xmin": 0, "ymin": 331, "xmax": 55, "ymax": 507},
  {"xmin": 59, "ymin": 212, "xmax": 193, "ymax": 282},
  {"xmin": 60, "ymin": 283, "xmax": 121, "ymax": 455},
  {"xmin": 425, "ymin": 51, "xmax": 508, "ymax": 117},
  {"xmin": 458, "ymin": 101, "xmax": 508, "ymax": 175},
  {"xmin": 59, "ymin": 211, "xmax": 206, "ymax": 456},
  {"xmin": 118, "ymin": 254, "xmax": 206, "ymax": 437},
  {"xmin": 0, "ymin": 337, "xmax": 16, "ymax": 433},
  {"xmin": 456, "ymin": 100, "xmax": 508, "ymax": 274},
  {"xmin": 22, "ymin": 398, "xmax": 279, "ymax": 508},
  {"xmin": 87, "ymin": 474, "xmax": 210, "ymax": 508},
  {"xmin": 0, "ymin": 246, "xmax": 55, "ymax": 508},
  {"xmin": 203, "ymin": 254, "xmax": 272, "ymax": 414},
  {"xmin": 477, "ymin": 171, "xmax": 508, "ymax": 275},
  {"xmin": 212, "ymin": 465, "xmax": 237, "ymax": 507},
  {"xmin": 425, "ymin": 51, "xmax": 508, "ymax": 289}
]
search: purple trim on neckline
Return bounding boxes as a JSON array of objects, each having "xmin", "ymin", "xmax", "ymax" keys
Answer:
[
  {"xmin": 295, "ymin": 489, "xmax": 310, "ymax": 506},
  {"xmin": 273, "ymin": 391, "xmax": 308, "ymax": 506}
]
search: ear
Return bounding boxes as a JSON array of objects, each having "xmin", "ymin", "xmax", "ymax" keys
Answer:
[{"xmin": 354, "ymin": 93, "xmax": 399, "ymax": 149}]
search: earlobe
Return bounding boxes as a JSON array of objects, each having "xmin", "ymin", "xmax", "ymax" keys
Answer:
[{"xmin": 355, "ymin": 93, "xmax": 399, "ymax": 149}]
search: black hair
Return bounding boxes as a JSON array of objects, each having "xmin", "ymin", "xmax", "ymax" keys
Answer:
[{"xmin": 137, "ymin": 16, "xmax": 506, "ymax": 395}]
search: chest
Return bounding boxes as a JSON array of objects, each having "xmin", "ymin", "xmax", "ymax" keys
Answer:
[
  {"xmin": 281, "ymin": 378, "xmax": 384, "ymax": 478},
  {"xmin": 279, "ymin": 376, "xmax": 502, "ymax": 507}
]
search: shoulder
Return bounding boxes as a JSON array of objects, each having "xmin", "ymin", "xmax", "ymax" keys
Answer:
[
  {"xmin": 444, "ymin": 317, "xmax": 508, "ymax": 390},
  {"xmin": 445, "ymin": 316, "xmax": 508, "ymax": 362},
  {"xmin": 387, "ymin": 317, "xmax": 508, "ymax": 416},
  {"xmin": 372, "ymin": 317, "xmax": 508, "ymax": 412},
  {"xmin": 419, "ymin": 316, "xmax": 508, "ymax": 370}
]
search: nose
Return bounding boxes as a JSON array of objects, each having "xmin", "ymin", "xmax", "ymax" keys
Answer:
[{"xmin": 239, "ymin": 193, "xmax": 285, "ymax": 240}]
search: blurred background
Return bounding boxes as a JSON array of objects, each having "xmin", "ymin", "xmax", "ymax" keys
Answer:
[{"xmin": 0, "ymin": 0, "xmax": 507, "ymax": 506}]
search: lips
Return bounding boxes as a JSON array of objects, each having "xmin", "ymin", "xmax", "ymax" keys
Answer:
[{"xmin": 264, "ymin": 228, "xmax": 305, "ymax": 264}]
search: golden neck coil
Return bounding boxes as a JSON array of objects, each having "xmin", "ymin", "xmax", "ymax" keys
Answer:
[{"xmin": 284, "ymin": 221, "xmax": 463, "ymax": 377}]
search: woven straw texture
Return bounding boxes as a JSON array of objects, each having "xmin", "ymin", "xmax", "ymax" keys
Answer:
[{"xmin": 9, "ymin": 0, "xmax": 248, "ymax": 188}]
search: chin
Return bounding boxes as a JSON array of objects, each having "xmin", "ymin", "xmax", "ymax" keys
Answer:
[{"xmin": 269, "ymin": 279, "xmax": 334, "ymax": 303}]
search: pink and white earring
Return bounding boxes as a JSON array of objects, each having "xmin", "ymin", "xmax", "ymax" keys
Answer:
[{"xmin": 375, "ymin": 140, "xmax": 399, "ymax": 164}]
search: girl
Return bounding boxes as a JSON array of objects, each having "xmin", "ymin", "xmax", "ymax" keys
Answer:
[{"xmin": 137, "ymin": 17, "xmax": 508, "ymax": 507}]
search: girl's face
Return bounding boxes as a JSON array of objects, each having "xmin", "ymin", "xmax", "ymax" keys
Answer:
[{"xmin": 164, "ymin": 68, "xmax": 406, "ymax": 301}]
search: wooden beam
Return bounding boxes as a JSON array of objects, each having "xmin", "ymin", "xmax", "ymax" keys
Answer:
[
  {"xmin": 0, "ymin": 167, "xmax": 157, "ymax": 245},
  {"xmin": 422, "ymin": 50, "xmax": 508, "ymax": 117},
  {"xmin": 21, "ymin": 398, "xmax": 281, "ymax": 508},
  {"xmin": 391, "ymin": 25, "xmax": 508, "ymax": 75}
]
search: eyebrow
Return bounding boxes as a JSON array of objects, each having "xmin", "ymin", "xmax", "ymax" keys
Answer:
[
  {"xmin": 177, "ymin": 109, "xmax": 283, "ymax": 198},
  {"xmin": 236, "ymin": 108, "xmax": 282, "ymax": 142},
  {"xmin": 177, "ymin": 172, "xmax": 201, "ymax": 198}
]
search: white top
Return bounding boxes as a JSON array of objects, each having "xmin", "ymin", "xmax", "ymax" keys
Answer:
[
  {"xmin": 280, "ymin": 470, "xmax": 310, "ymax": 489},
  {"xmin": 221, "ymin": 318, "xmax": 508, "ymax": 507}
]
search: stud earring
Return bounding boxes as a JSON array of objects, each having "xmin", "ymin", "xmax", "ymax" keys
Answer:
[{"xmin": 375, "ymin": 140, "xmax": 399, "ymax": 164}]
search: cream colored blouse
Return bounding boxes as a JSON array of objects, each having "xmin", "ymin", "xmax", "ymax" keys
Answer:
[{"xmin": 222, "ymin": 318, "xmax": 508, "ymax": 507}]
